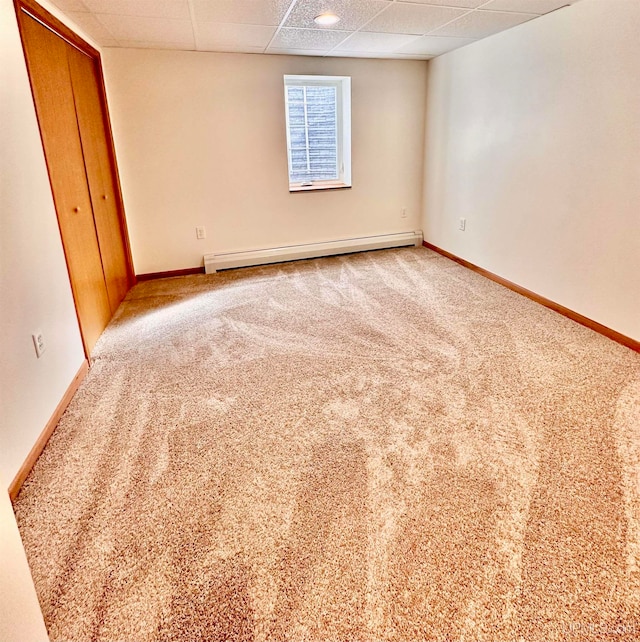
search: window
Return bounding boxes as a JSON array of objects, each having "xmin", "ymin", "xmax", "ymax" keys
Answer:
[{"xmin": 284, "ymin": 75, "xmax": 351, "ymax": 192}]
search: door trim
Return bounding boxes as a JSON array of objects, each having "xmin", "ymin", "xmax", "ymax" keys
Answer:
[
  {"xmin": 15, "ymin": 0, "xmax": 99, "ymax": 57},
  {"xmin": 14, "ymin": 0, "xmax": 136, "ymax": 357}
]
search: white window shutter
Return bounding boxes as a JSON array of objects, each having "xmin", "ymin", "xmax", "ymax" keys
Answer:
[{"xmin": 286, "ymin": 84, "xmax": 338, "ymax": 183}]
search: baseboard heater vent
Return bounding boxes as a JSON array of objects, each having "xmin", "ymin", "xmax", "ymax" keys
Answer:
[{"xmin": 204, "ymin": 230, "xmax": 423, "ymax": 274}]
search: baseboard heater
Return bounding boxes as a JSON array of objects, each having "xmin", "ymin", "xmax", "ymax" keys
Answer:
[{"xmin": 204, "ymin": 230, "xmax": 423, "ymax": 274}]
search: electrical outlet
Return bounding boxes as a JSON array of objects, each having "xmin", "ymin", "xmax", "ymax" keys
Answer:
[
  {"xmin": 459, "ymin": 218, "xmax": 466, "ymax": 231},
  {"xmin": 32, "ymin": 332, "xmax": 46, "ymax": 358},
  {"xmin": 401, "ymin": 207, "xmax": 407, "ymax": 219},
  {"xmin": 196, "ymin": 226, "xmax": 206, "ymax": 240}
]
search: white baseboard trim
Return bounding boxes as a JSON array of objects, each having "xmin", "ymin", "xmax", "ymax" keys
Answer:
[{"xmin": 204, "ymin": 231, "xmax": 423, "ymax": 274}]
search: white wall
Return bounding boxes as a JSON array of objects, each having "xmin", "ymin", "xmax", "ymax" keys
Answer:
[
  {"xmin": 0, "ymin": 477, "xmax": 49, "ymax": 642},
  {"xmin": 0, "ymin": 0, "xmax": 86, "ymax": 485},
  {"xmin": 103, "ymin": 50, "xmax": 428, "ymax": 274},
  {"xmin": 422, "ymin": 0, "xmax": 640, "ymax": 341}
]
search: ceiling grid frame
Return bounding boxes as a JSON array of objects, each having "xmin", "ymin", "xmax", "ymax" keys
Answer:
[{"xmin": 51, "ymin": 0, "xmax": 578, "ymax": 60}]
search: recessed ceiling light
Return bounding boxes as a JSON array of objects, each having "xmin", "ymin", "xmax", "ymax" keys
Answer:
[{"xmin": 314, "ymin": 12, "xmax": 340, "ymax": 27}]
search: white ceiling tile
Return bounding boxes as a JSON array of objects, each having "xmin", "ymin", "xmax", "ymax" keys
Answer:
[
  {"xmin": 481, "ymin": 0, "xmax": 571, "ymax": 14},
  {"xmin": 195, "ymin": 22, "xmax": 276, "ymax": 49},
  {"xmin": 51, "ymin": 0, "xmax": 89, "ymax": 11},
  {"xmin": 388, "ymin": 53, "xmax": 433, "ymax": 59},
  {"xmin": 67, "ymin": 11, "xmax": 116, "ymax": 41},
  {"xmin": 397, "ymin": 35, "xmax": 475, "ymax": 56},
  {"xmin": 116, "ymin": 40, "xmax": 196, "ymax": 50},
  {"xmin": 53, "ymin": 0, "xmax": 584, "ymax": 58},
  {"xmin": 363, "ymin": 3, "xmax": 467, "ymax": 35},
  {"xmin": 192, "ymin": 0, "xmax": 291, "ymax": 26},
  {"xmin": 96, "ymin": 14, "xmax": 195, "ymax": 44},
  {"xmin": 326, "ymin": 50, "xmax": 426, "ymax": 60},
  {"xmin": 267, "ymin": 48, "xmax": 333, "ymax": 57},
  {"xmin": 431, "ymin": 9, "xmax": 535, "ymax": 38},
  {"xmin": 199, "ymin": 45, "xmax": 267, "ymax": 53},
  {"xmin": 271, "ymin": 27, "xmax": 350, "ymax": 50},
  {"xmin": 330, "ymin": 50, "xmax": 432, "ymax": 59},
  {"xmin": 335, "ymin": 31, "xmax": 418, "ymax": 53},
  {"xmin": 284, "ymin": 0, "xmax": 391, "ymax": 31},
  {"xmin": 82, "ymin": 0, "xmax": 190, "ymax": 19},
  {"xmin": 329, "ymin": 50, "xmax": 388, "ymax": 58},
  {"xmin": 406, "ymin": 0, "xmax": 485, "ymax": 7}
]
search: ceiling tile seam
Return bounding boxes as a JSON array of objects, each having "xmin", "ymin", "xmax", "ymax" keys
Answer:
[
  {"xmin": 192, "ymin": 20, "xmax": 289, "ymax": 29},
  {"xmin": 397, "ymin": 32, "xmax": 459, "ymax": 54},
  {"xmin": 273, "ymin": 26, "xmax": 351, "ymax": 33},
  {"xmin": 88, "ymin": 12, "xmax": 120, "ymax": 45},
  {"xmin": 92, "ymin": 13, "xmax": 194, "ymax": 26},
  {"xmin": 471, "ymin": 8, "xmax": 539, "ymax": 15},
  {"xmin": 267, "ymin": 26, "xmax": 352, "ymax": 57},
  {"xmin": 420, "ymin": 4, "xmax": 541, "ymax": 41},
  {"xmin": 475, "ymin": 0, "xmax": 550, "ymax": 15},
  {"xmin": 393, "ymin": 0, "xmax": 479, "ymax": 6},
  {"xmin": 376, "ymin": 6, "xmax": 476, "ymax": 38},
  {"xmin": 187, "ymin": 0, "xmax": 199, "ymax": 50},
  {"xmin": 367, "ymin": 0, "xmax": 538, "ymax": 14},
  {"xmin": 73, "ymin": 9, "xmax": 189, "ymax": 18},
  {"xmin": 388, "ymin": 35, "xmax": 453, "ymax": 56},
  {"xmin": 331, "ymin": 1, "xmax": 486, "ymax": 56},
  {"xmin": 264, "ymin": 0, "xmax": 302, "ymax": 53},
  {"xmin": 425, "ymin": 9, "xmax": 540, "ymax": 38},
  {"xmin": 420, "ymin": 6, "xmax": 480, "ymax": 37},
  {"xmin": 332, "ymin": 32, "xmax": 428, "ymax": 57},
  {"xmin": 91, "ymin": 13, "xmax": 197, "ymax": 49},
  {"xmin": 424, "ymin": 5, "xmax": 540, "ymax": 40},
  {"xmin": 322, "ymin": 1, "xmax": 428, "ymax": 58},
  {"xmin": 423, "ymin": 11, "xmax": 537, "ymax": 40}
]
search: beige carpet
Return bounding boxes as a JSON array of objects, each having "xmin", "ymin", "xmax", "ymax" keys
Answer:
[{"xmin": 14, "ymin": 247, "xmax": 640, "ymax": 641}]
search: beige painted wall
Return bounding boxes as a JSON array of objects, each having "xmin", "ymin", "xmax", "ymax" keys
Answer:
[
  {"xmin": 0, "ymin": 0, "xmax": 87, "ymax": 485},
  {"xmin": 422, "ymin": 0, "xmax": 640, "ymax": 341},
  {"xmin": 103, "ymin": 50, "xmax": 428, "ymax": 274},
  {"xmin": 0, "ymin": 478, "xmax": 49, "ymax": 642}
]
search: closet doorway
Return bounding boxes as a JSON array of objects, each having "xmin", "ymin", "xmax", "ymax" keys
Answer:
[{"xmin": 15, "ymin": 0, "xmax": 134, "ymax": 356}]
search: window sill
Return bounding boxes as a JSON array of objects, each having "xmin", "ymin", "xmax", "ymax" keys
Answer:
[{"xmin": 289, "ymin": 182, "xmax": 351, "ymax": 193}]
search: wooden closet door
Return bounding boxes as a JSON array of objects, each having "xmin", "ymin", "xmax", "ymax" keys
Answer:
[
  {"xmin": 19, "ymin": 13, "xmax": 111, "ymax": 355},
  {"xmin": 67, "ymin": 46, "xmax": 130, "ymax": 314}
]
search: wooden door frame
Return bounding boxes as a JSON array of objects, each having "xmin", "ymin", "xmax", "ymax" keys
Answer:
[{"xmin": 14, "ymin": 0, "xmax": 136, "ymax": 358}]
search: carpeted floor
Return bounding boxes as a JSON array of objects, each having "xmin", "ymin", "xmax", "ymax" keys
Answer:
[{"xmin": 14, "ymin": 247, "xmax": 640, "ymax": 641}]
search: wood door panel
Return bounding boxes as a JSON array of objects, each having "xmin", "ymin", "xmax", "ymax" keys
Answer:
[
  {"xmin": 19, "ymin": 12, "xmax": 111, "ymax": 354},
  {"xmin": 67, "ymin": 46, "xmax": 130, "ymax": 313}
]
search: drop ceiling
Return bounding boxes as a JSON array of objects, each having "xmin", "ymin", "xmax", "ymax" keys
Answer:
[{"xmin": 51, "ymin": 0, "xmax": 582, "ymax": 59}]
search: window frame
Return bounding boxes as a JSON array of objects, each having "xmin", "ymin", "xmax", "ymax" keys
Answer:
[{"xmin": 283, "ymin": 74, "xmax": 352, "ymax": 193}]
